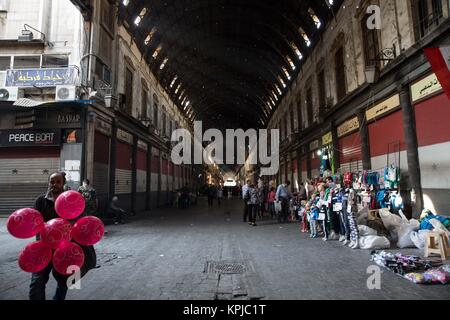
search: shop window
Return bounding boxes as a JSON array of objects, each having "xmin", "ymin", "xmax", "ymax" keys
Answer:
[
  {"xmin": 306, "ymin": 88, "xmax": 313, "ymax": 127},
  {"xmin": 141, "ymin": 87, "xmax": 148, "ymax": 120},
  {"xmin": 162, "ymin": 111, "xmax": 167, "ymax": 136},
  {"xmin": 334, "ymin": 47, "xmax": 346, "ymax": 101},
  {"xmin": 0, "ymin": 56, "xmax": 11, "ymax": 71},
  {"xmin": 317, "ymin": 69, "xmax": 327, "ymax": 112},
  {"xmin": 153, "ymin": 102, "xmax": 158, "ymax": 127},
  {"xmin": 101, "ymin": 0, "xmax": 115, "ymax": 35},
  {"xmin": 361, "ymin": 13, "xmax": 380, "ymax": 68},
  {"xmin": 124, "ymin": 66, "xmax": 133, "ymax": 114},
  {"xmin": 42, "ymin": 55, "xmax": 69, "ymax": 68},
  {"xmin": 95, "ymin": 58, "xmax": 111, "ymax": 84},
  {"xmin": 412, "ymin": 0, "xmax": 444, "ymax": 40},
  {"xmin": 297, "ymin": 98, "xmax": 302, "ymax": 131},
  {"xmin": 13, "ymin": 56, "xmax": 40, "ymax": 69},
  {"xmin": 63, "ymin": 130, "xmax": 82, "ymax": 144}
]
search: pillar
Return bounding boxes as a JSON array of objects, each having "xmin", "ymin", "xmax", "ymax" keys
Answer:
[
  {"xmin": 399, "ymin": 85, "xmax": 424, "ymax": 218},
  {"xmin": 358, "ymin": 110, "xmax": 372, "ymax": 170},
  {"xmin": 296, "ymin": 150, "xmax": 302, "ymax": 185},
  {"xmin": 306, "ymin": 149, "xmax": 312, "ymax": 180},
  {"xmin": 108, "ymin": 121, "xmax": 117, "ymax": 200},
  {"xmin": 158, "ymin": 153, "xmax": 162, "ymax": 207},
  {"xmin": 331, "ymin": 121, "xmax": 340, "ymax": 173},
  {"xmin": 131, "ymin": 135, "xmax": 138, "ymax": 214},
  {"xmin": 146, "ymin": 143, "xmax": 152, "ymax": 211}
]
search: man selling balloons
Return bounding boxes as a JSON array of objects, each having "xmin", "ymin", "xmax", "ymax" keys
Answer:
[{"xmin": 6, "ymin": 172, "xmax": 105, "ymax": 300}]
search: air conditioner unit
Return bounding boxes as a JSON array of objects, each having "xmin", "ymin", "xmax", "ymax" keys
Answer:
[
  {"xmin": 55, "ymin": 85, "xmax": 77, "ymax": 101},
  {"xmin": 0, "ymin": 87, "xmax": 22, "ymax": 102}
]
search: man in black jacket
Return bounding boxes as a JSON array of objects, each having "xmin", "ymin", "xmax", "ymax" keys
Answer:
[{"xmin": 29, "ymin": 172, "xmax": 96, "ymax": 300}]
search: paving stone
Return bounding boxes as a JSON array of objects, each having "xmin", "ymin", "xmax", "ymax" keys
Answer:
[{"xmin": 1, "ymin": 198, "xmax": 449, "ymax": 300}]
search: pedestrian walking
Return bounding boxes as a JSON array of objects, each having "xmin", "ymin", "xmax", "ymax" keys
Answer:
[
  {"xmin": 244, "ymin": 182, "xmax": 259, "ymax": 226},
  {"xmin": 242, "ymin": 179, "xmax": 251, "ymax": 222},
  {"xmin": 78, "ymin": 179, "xmax": 97, "ymax": 217},
  {"xmin": 276, "ymin": 180, "xmax": 292, "ymax": 223},
  {"xmin": 30, "ymin": 172, "xmax": 96, "ymax": 300},
  {"xmin": 217, "ymin": 185, "xmax": 224, "ymax": 208}
]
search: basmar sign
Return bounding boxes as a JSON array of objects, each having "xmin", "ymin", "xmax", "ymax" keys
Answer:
[
  {"xmin": 5, "ymin": 67, "xmax": 77, "ymax": 87},
  {"xmin": 0, "ymin": 130, "xmax": 61, "ymax": 147}
]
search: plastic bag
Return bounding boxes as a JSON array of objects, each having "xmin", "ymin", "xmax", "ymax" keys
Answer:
[
  {"xmin": 358, "ymin": 225, "xmax": 378, "ymax": 237},
  {"xmin": 429, "ymin": 219, "xmax": 450, "ymax": 237},
  {"xmin": 359, "ymin": 235, "xmax": 391, "ymax": 250},
  {"xmin": 379, "ymin": 209, "xmax": 402, "ymax": 230},
  {"xmin": 397, "ymin": 222, "xmax": 420, "ymax": 249},
  {"xmin": 410, "ymin": 230, "xmax": 431, "ymax": 249},
  {"xmin": 274, "ymin": 201, "xmax": 282, "ymax": 213},
  {"xmin": 356, "ymin": 207, "xmax": 369, "ymax": 226}
]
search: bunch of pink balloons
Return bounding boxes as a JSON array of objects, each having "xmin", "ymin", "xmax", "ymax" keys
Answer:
[{"xmin": 7, "ymin": 190, "xmax": 105, "ymax": 275}]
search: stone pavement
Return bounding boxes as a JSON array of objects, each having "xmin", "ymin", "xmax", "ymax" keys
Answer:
[{"xmin": 0, "ymin": 198, "xmax": 449, "ymax": 300}]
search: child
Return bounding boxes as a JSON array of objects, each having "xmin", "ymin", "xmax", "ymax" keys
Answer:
[
  {"xmin": 267, "ymin": 187, "xmax": 276, "ymax": 219},
  {"xmin": 299, "ymin": 201, "xmax": 308, "ymax": 233},
  {"xmin": 308, "ymin": 205, "xmax": 319, "ymax": 238}
]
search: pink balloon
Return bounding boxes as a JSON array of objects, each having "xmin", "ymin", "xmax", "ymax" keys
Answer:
[
  {"xmin": 18, "ymin": 241, "xmax": 52, "ymax": 273},
  {"xmin": 72, "ymin": 216, "xmax": 104, "ymax": 246},
  {"xmin": 52, "ymin": 241, "xmax": 85, "ymax": 276},
  {"xmin": 55, "ymin": 191, "xmax": 85, "ymax": 220},
  {"xmin": 7, "ymin": 208, "xmax": 45, "ymax": 239},
  {"xmin": 40, "ymin": 219, "xmax": 73, "ymax": 249}
]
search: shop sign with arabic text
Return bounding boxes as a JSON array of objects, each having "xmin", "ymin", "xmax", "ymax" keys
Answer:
[
  {"xmin": 5, "ymin": 67, "xmax": 77, "ymax": 87},
  {"xmin": 411, "ymin": 73, "xmax": 443, "ymax": 103}
]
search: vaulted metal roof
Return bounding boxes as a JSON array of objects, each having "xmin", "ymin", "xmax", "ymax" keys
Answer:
[{"xmin": 118, "ymin": 0, "xmax": 342, "ymax": 130}]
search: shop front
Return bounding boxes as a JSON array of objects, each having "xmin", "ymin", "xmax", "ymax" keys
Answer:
[
  {"xmin": 309, "ymin": 140, "xmax": 320, "ymax": 179},
  {"xmin": 366, "ymin": 94, "xmax": 408, "ymax": 173},
  {"xmin": 337, "ymin": 116, "xmax": 362, "ymax": 173},
  {"xmin": 136, "ymin": 140, "xmax": 148, "ymax": 212},
  {"xmin": 114, "ymin": 128, "xmax": 133, "ymax": 212},
  {"xmin": 291, "ymin": 152, "xmax": 298, "ymax": 191},
  {"xmin": 318, "ymin": 131, "xmax": 334, "ymax": 177},
  {"xmin": 411, "ymin": 73, "xmax": 450, "ymax": 214},
  {"xmin": 151, "ymin": 148, "xmax": 160, "ymax": 208},
  {"xmin": 93, "ymin": 117, "xmax": 112, "ymax": 209},
  {"xmin": 0, "ymin": 103, "xmax": 85, "ymax": 215},
  {"xmin": 161, "ymin": 155, "xmax": 169, "ymax": 205}
]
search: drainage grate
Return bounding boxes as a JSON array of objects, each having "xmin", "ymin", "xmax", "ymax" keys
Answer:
[{"xmin": 205, "ymin": 261, "xmax": 247, "ymax": 274}]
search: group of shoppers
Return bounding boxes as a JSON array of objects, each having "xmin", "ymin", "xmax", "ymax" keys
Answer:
[{"xmin": 241, "ymin": 178, "xmax": 314, "ymax": 226}]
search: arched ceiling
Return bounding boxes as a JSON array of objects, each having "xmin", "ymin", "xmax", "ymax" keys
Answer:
[{"xmin": 118, "ymin": 0, "xmax": 343, "ymax": 130}]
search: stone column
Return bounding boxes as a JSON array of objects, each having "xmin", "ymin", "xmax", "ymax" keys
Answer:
[
  {"xmin": 108, "ymin": 121, "xmax": 117, "ymax": 200},
  {"xmin": 358, "ymin": 110, "xmax": 372, "ymax": 170},
  {"xmin": 296, "ymin": 150, "xmax": 302, "ymax": 185},
  {"xmin": 146, "ymin": 143, "xmax": 152, "ymax": 211},
  {"xmin": 131, "ymin": 135, "xmax": 138, "ymax": 214},
  {"xmin": 399, "ymin": 85, "xmax": 424, "ymax": 218},
  {"xmin": 331, "ymin": 121, "xmax": 340, "ymax": 173}
]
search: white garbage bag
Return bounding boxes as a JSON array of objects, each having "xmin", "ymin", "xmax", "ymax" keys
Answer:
[
  {"xmin": 396, "ymin": 213, "xmax": 420, "ymax": 249},
  {"xmin": 410, "ymin": 230, "xmax": 432, "ymax": 249},
  {"xmin": 379, "ymin": 208, "xmax": 402, "ymax": 230},
  {"xmin": 358, "ymin": 225, "xmax": 378, "ymax": 237},
  {"xmin": 356, "ymin": 207, "xmax": 369, "ymax": 226},
  {"xmin": 359, "ymin": 235, "xmax": 391, "ymax": 250}
]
